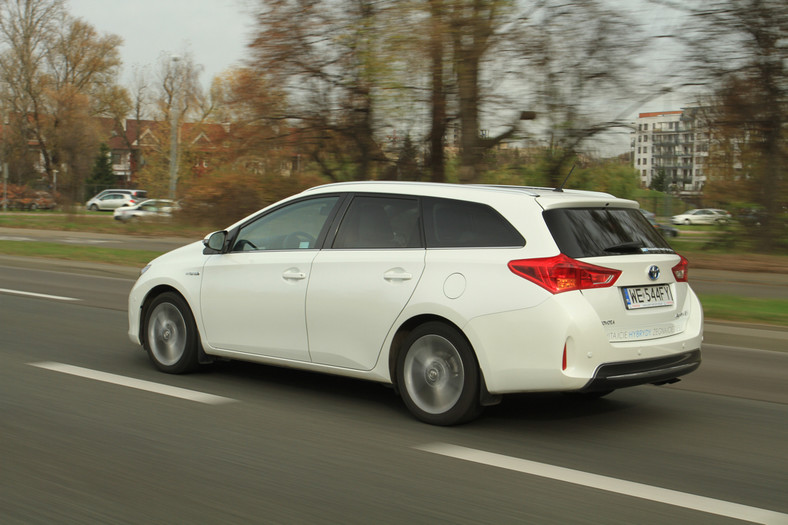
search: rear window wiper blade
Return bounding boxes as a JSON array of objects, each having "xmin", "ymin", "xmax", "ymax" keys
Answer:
[{"xmin": 603, "ymin": 242, "xmax": 644, "ymax": 254}]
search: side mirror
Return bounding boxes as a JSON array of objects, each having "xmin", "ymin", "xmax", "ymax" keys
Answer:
[{"xmin": 203, "ymin": 231, "xmax": 227, "ymax": 254}]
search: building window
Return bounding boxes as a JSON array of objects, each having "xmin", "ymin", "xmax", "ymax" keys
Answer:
[
  {"xmin": 644, "ymin": 123, "xmax": 649, "ymax": 131},
  {"xmin": 644, "ymin": 147, "xmax": 648, "ymax": 154},
  {"xmin": 644, "ymin": 135, "xmax": 648, "ymax": 142},
  {"xmin": 637, "ymin": 158, "xmax": 641, "ymax": 165},
  {"xmin": 638, "ymin": 147, "xmax": 641, "ymax": 154}
]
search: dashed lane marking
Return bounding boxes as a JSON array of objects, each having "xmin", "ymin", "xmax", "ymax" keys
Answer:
[
  {"xmin": 415, "ymin": 443, "xmax": 788, "ymax": 525},
  {"xmin": 29, "ymin": 362, "xmax": 236, "ymax": 405},
  {"xmin": 0, "ymin": 288, "xmax": 80, "ymax": 301}
]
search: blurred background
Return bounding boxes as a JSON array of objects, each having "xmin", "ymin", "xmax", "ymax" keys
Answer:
[{"xmin": 0, "ymin": 0, "xmax": 785, "ymax": 252}]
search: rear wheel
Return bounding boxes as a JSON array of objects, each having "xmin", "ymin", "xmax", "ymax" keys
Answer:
[
  {"xmin": 143, "ymin": 292, "xmax": 199, "ymax": 374},
  {"xmin": 89, "ymin": 204, "xmax": 98, "ymax": 211},
  {"xmin": 397, "ymin": 322, "xmax": 482, "ymax": 425}
]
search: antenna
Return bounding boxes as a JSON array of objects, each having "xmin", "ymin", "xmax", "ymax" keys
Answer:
[{"xmin": 554, "ymin": 164, "xmax": 576, "ymax": 192}]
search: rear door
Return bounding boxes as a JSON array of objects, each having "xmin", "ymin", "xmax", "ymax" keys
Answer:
[{"xmin": 541, "ymin": 206, "xmax": 692, "ymax": 343}]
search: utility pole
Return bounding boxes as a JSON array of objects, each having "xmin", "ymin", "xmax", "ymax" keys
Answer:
[{"xmin": 168, "ymin": 55, "xmax": 181, "ymax": 200}]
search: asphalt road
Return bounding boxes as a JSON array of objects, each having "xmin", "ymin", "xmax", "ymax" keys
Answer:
[{"xmin": 1, "ymin": 264, "xmax": 787, "ymax": 524}]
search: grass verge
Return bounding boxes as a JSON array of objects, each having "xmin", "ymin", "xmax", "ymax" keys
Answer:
[
  {"xmin": 0, "ymin": 241, "xmax": 161, "ymax": 267},
  {"xmin": 698, "ymin": 294, "xmax": 788, "ymax": 327}
]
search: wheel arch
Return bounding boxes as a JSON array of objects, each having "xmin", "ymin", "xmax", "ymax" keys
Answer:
[
  {"xmin": 387, "ymin": 314, "xmax": 500, "ymax": 407},
  {"xmin": 139, "ymin": 284, "xmax": 213, "ymax": 366}
]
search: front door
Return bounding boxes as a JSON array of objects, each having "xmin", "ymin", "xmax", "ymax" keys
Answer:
[{"xmin": 200, "ymin": 196, "xmax": 340, "ymax": 361}]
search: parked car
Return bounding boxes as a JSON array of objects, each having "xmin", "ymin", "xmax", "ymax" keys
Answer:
[
  {"xmin": 86, "ymin": 189, "xmax": 148, "ymax": 211},
  {"xmin": 0, "ymin": 185, "xmax": 57, "ymax": 210},
  {"xmin": 114, "ymin": 199, "xmax": 180, "ymax": 222},
  {"xmin": 671, "ymin": 208, "xmax": 730, "ymax": 225},
  {"xmin": 128, "ymin": 182, "xmax": 703, "ymax": 425},
  {"xmin": 86, "ymin": 189, "xmax": 147, "ymax": 211}
]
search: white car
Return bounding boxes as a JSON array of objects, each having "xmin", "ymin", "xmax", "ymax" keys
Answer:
[
  {"xmin": 671, "ymin": 208, "xmax": 729, "ymax": 225},
  {"xmin": 114, "ymin": 199, "xmax": 179, "ymax": 222},
  {"xmin": 86, "ymin": 189, "xmax": 147, "ymax": 211},
  {"xmin": 128, "ymin": 182, "xmax": 703, "ymax": 425}
]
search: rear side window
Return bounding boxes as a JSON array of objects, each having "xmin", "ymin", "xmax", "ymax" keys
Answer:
[
  {"xmin": 543, "ymin": 208, "xmax": 673, "ymax": 258},
  {"xmin": 423, "ymin": 197, "xmax": 524, "ymax": 248}
]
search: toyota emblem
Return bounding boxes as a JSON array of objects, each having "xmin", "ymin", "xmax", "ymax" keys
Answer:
[{"xmin": 648, "ymin": 265, "xmax": 661, "ymax": 281}]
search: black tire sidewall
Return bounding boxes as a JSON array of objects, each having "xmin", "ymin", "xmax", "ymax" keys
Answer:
[
  {"xmin": 143, "ymin": 292, "xmax": 199, "ymax": 374},
  {"xmin": 397, "ymin": 322, "xmax": 482, "ymax": 426}
]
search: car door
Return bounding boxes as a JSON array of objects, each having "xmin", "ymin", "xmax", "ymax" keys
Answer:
[
  {"xmin": 99, "ymin": 193, "xmax": 123, "ymax": 210},
  {"xmin": 306, "ymin": 195, "xmax": 425, "ymax": 370},
  {"xmin": 200, "ymin": 196, "xmax": 341, "ymax": 361}
]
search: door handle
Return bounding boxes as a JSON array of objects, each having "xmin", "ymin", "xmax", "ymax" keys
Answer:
[
  {"xmin": 282, "ymin": 269, "xmax": 307, "ymax": 281},
  {"xmin": 384, "ymin": 269, "xmax": 412, "ymax": 281}
]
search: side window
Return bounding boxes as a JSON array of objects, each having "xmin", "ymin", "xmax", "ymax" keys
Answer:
[
  {"xmin": 232, "ymin": 196, "xmax": 339, "ymax": 252},
  {"xmin": 333, "ymin": 196, "xmax": 421, "ymax": 249},
  {"xmin": 424, "ymin": 197, "xmax": 524, "ymax": 248}
]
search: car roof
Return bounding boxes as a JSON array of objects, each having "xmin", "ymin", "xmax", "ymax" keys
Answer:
[
  {"xmin": 300, "ymin": 181, "xmax": 635, "ymax": 210},
  {"xmin": 301, "ymin": 181, "xmax": 617, "ymax": 199}
]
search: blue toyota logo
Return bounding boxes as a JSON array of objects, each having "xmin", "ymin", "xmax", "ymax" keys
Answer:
[{"xmin": 648, "ymin": 265, "xmax": 661, "ymax": 281}]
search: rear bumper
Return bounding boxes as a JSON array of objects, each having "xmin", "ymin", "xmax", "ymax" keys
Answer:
[{"xmin": 579, "ymin": 349, "xmax": 701, "ymax": 392}]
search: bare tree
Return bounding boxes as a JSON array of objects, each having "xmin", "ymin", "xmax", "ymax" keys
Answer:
[
  {"xmin": 663, "ymin": 0, "xmax": 787, "ymax": 250},
  {"xmin": 0, "ymin": 0, "xmax": 124, "ymax": 199}
]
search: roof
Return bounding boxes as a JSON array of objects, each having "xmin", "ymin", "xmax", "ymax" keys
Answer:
[{"xmin": 638, "ymin": 111, "xmax": 683, "ymax": 119}]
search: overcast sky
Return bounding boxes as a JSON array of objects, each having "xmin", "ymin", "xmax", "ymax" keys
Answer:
[{"xmin": 67, "ymin": 0, "xmax": 253, "ymax": 86}]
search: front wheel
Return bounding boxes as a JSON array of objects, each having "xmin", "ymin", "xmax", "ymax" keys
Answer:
[
  {"xmin": 89, "ymin": 204, "xmax": 99, "ymax": 211},
  {"xmin": 143, "ymin": 292, "xmax": 199, "ymax": 374},
  {"xmin": 397, "ymin": 322, "xmax": 482, "ymax": 425}
]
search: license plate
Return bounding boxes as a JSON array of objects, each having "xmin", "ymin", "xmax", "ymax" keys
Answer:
[{"xmin": 622, "ymin": 284, "xmax": 674, "ymax": 310}]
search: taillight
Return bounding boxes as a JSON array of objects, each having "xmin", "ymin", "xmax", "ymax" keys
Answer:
[
  {"xmin": 508, "ymin": 254, "xmax": 621, "ymax": 294},
  {"xmin": 672, "ymin": 254, "xmax": 689, "ymax": 282}
]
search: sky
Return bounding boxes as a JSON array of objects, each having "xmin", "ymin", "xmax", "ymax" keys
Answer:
[
  {"xmin": 65, "ymin": 0, "xmax": 695, "ymax": 156},
  {"xmin": 67, "ymin": 0, "xmax": 253, "ymax": 86}
]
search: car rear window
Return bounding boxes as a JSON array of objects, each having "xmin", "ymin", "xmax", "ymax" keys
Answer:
[
  {"xmin": 423, "ymin": 198, "xmax": 524, "ymax": 248},
  {"xmin": 543, "ymin": 208, "xmax": 674, "ymax": 258}
]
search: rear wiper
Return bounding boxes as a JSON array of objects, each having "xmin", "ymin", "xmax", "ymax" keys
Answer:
[{"xmin": 603, "ymin": 242, "xmax": 644, "ymax": 254}]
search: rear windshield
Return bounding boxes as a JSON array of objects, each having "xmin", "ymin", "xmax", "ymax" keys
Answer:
[{"xmin": 543, "ymin": 208, "xmax": 674, "ymax": 258}]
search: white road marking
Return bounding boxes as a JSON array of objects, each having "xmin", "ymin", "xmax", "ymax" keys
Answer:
[
  {"xmin": 415, "ymin": 443, "xmax": 788, "ymax": 525},
  {"xmin": 30, "ymin": 362, "xmax": 236, "ymax": 405},
  {"xmin": 0, "ymin": 236, "xmax": 34, "ymax": 241},
  {"xmin": 0, "ymin": 288, "xmax": 80, "ymax": 301},
  {"xmin": 62, "ymin": 238, "xmax": 111, "ymax": 244}
]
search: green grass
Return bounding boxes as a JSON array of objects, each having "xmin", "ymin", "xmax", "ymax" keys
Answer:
[
  {"xmin": 0, "ymin": 240, "xmax": 161, "ymax": 267},
  {"xmin": 699, "ymin": 294, "xmax": 788, "ymax": 326}
]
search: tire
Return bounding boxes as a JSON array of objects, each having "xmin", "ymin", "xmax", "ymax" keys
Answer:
[
  {"xmin": 89, "ymin": 204, "xmax": 98, "ymax": 211},
  {"xmin": 143, "ymin": 292, "xmax": 200, "ymax": 374},
  {"xmin": 397, "ymin": 322, "xmax": 482, "ymax": 425},
  {"xmin": 684, "ymin": 219, "xmax": 691, "ymax": 225}
]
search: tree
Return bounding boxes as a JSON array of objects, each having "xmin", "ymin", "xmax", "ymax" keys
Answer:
[
  {"xmin": 247, "ymin": 0, "xmax": 384, "ymax": 181},
  {"xmin": 650, "ymin": 169, "xmax": 669, "ymax": 192},
  {"xmin": 0, "ymin": 0, "xmax": 124, "ymax": 200},
  {"xmin": 86, "ymin": 142, "xmax": 114, "ymax": 188},
  {"xmin": 660, "ymin": 0, "xmax": 787, "ymax": 251}
]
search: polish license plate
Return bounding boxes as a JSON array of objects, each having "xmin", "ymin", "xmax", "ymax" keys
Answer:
[{"xmin": 622, "ymin": 284, "xmax": 674, "ymax": 310}]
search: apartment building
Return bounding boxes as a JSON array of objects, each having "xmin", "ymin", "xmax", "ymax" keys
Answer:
[{"xmin": 631, "ymin": 108, "xmax": 709, "ymax": 195}]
